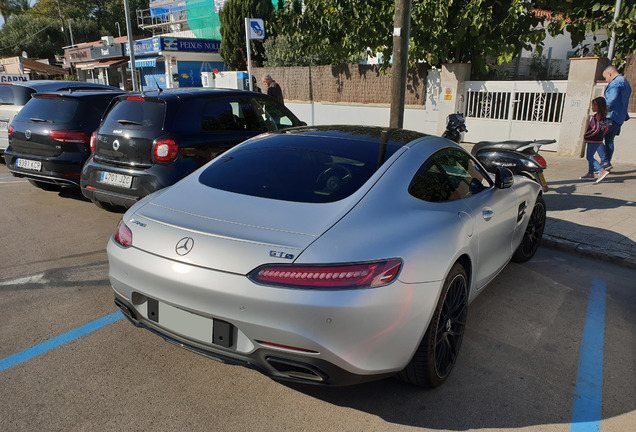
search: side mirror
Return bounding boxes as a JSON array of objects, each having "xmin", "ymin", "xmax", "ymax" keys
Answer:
[{"xmin": 495, "ymin": 167, "xmax": 514, "ymax": 189}]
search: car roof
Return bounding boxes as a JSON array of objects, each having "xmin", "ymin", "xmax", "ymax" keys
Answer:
[
  {"xmin": 32, "ymin": 90, "xmax": 126, "ymax": 99},
  {"xmin": 119, "ymin": 88, "xmax": 271, "ymax": 102},
  {"xmin": 1, "ymin": 80, "xmax": 120, "ymax": 92}
]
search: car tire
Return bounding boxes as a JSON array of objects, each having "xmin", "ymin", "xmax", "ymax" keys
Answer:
[
  {"xmin": 512, "ymin": 195, "xmax": 546, "ymax": 263},
  {"xmin": 397, "ymin": 262, "xmax": 468, "ymax": 388},
  {"xmin": 28, "ymin": 179, "xmax": 61, "ymax": 191}
]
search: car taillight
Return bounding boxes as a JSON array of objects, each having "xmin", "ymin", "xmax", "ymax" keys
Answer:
[
  {"xmin": 248, "ymin": 259, "xmax": 402, "ymax": 289},
  {"xmin": 126, "ymin": 96, "xmax": 145, "ymax": 101},
  {"xmin": 113, "ymin": 221, "xmax": 132, "ymax": 247},
  {"xmin": 49, "ymin": 130, "xmax": 90, "ymax": 144},
  {"xmin": 152, "ymin": 139, "xmax": 178, "ymax": 162},
  {"xmin": 7, "ymin": 125, "xmax": 13, "ymax": 136},
  {"xmin": 89, "ymin": 131, "xmax": 96, "ymax": 152},
  {"xmin": 530, "ymin": 154, "xmax": 547, "ymax": 169}
]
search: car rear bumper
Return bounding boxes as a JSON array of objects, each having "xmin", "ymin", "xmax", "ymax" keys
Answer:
[
  {"xmin": 81, "ymin": 158, "xmax": 185, "ymax": 208},
  {"xmin": 4, "ymin": 150, "xmax": 84, "ymax": 186},
  {"xmin": 107, "ymin": 239, "xmax": 443, "ymax": 386}
]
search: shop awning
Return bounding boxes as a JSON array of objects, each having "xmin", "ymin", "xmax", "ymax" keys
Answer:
[
  {"xmin": 75, "ymin": 62, "xmax": 99, "ymax": 70},
  {"xmin": 94, "ymin": 59, "xmax": 128, "ymax": 68},
  {"xmin": 128, "ymin": 57, "xmax": 160, "ymax": 68},
  {"xmin": 23, "ymin": 59, "xmax": 66, "ymax": 75}
]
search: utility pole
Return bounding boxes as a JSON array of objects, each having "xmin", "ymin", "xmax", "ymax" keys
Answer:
[
  {"xmin": 124, "ymin": 0, "xmax": 138, "ymax": 91},
  {"xmin": 55, "ymin": 0, "xmax": 69, "ymax": 46},
  {"xmin": 607, "ymin": 0, "xmax": 623, "ymax": 62},
  {"xmin": 389, "ymin": 0, "xmax": 412, "ymax": 129}
]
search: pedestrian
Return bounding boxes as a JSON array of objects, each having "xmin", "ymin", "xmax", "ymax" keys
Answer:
[
  {"xmin": 601, "ymin": 64, "xmax": 632, "ymax": 170},
  {"xmin": 251, "ymin": 76, "xmax": 261, "ymax": 93},
  {"xmin": 580, "ymin": 97, "xmax": 609, "ymax": 182},
  {"xmin": 262, "ymin": 74, "xmax": 284, "ymax": 104}
]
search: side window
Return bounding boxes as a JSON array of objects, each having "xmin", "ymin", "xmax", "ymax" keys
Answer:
[
  {"xmin": 250, "ymin": 98, "xmax": 297, "ymax": 131},
  {"xmin": 201, "ymin": 99, "xmax": 245, "ymax": 131},
  {"xmin": 409, "ymin": 149, "xmax": 491, "ymax": 202}
]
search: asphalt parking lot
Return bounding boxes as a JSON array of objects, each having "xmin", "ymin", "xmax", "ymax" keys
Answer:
[{"xmin": 1, "ymin": 162, "xmax": 635, "ymax": 432}]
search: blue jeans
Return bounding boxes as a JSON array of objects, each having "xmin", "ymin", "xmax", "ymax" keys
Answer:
[
  {"xmin": 603, "ymin": 120, "xmax": 622, "ymax": 165},
  {"xmin": 586, "ymin": 142, "xmax": 605, "ymax": 174}
]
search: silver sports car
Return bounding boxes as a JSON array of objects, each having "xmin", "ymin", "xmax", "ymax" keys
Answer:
[{"xmin": 108, "ymin": 125, "xmax": 545, "ymax": 387}]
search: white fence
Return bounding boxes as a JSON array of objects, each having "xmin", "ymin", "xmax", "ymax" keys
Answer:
[{"xmin": 462, "ymin": 80, "xmax": 568, "ymax": 150}]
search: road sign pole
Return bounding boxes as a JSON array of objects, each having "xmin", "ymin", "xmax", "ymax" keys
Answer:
[{"xmin": 245, "ymin": 18, "xmax": 253, "ymax": 91}]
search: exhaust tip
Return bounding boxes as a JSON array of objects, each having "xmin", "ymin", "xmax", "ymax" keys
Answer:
[{"xmin": 266, "ymin": 357, "xmax": 328, "ymax": 383}]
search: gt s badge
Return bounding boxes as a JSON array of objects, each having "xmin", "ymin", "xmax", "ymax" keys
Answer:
[{"xmin": 270, "ymin": 250, "xmax": 294, "ymax": 260}]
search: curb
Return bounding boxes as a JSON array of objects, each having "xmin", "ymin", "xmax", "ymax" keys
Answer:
[{"xmin": 542, "ymin": 234, "xmax": 636, "ymax": 270}]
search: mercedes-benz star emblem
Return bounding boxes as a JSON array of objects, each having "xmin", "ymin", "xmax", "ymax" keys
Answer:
[
  {"xmin": 112, "ymin": 139, "xmax": 120, "ymax": 151},
  {"xmin": 175, "ymin": 237, "xmax": 194, "ymax": 256},
  {"xmin": 25, "ymin": 130, "xmax": 31, "ymax": 140}
]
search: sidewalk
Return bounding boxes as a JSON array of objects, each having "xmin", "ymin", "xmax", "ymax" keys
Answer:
[{"xmin": 539, "ymin": 151, "xmax": 636, "ymax": 269}]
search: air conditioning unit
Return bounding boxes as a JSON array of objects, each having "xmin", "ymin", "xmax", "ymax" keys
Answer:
[
  {"xmin": 201, "ymin": 72, "xmax": 215, "ymax": 88},
  {"xmin": 101, "ymin": 36, "xmax": 114, "ymax": 46}
]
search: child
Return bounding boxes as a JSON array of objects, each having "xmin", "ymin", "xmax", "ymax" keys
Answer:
[{"xmin": 580, "ymin": 97, "xmax": 609, "ymax": 183}]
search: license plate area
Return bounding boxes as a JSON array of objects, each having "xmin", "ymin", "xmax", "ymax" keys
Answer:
[
  {"xmin": 0, "ymin": 121, "xmax": 8, "ymax": 131},
  {"xmin": 146, "ymin": 298, "xmax": 233, "ymax": 348},
  {"xmin": 16, "ymin": 158, "xmax": 42, "ymax": 171},
  {"xmin": 99, "ymin": 171, "xmax": 133, "ymax": 188}
]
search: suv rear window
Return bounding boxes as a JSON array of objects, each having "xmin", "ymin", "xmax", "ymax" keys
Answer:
[
  {"xmin": 198, "ymin": 134, "xmax": 381, "ymax": 203},
  {"xmin": 102, "ymin": 98, "xmax": 166, "ymax": 130},
  {"xmin": 0, "ymin": 85, "xmax": 34, "ymax": 106},
  {"xmin": 14, "ymin": 97, "xmax": 85, "ymax": 124}
]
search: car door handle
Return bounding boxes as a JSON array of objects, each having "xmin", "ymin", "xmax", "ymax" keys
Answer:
[{"xmin": 482, "ymin": 208, "xmax": 494, "ymax": 221}]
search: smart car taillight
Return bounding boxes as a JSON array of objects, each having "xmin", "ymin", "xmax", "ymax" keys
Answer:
[
  {"xmin": 89, "ymin": 131, "xmax": 96, "ymax": 152},
  {"xmin": 152, "ymin": 139, "xmax": 178, "ymax": 163},
  {"xmin": 249, "ymin": 259, "xmax": 402, "ymax": 289},
  {"xmin": 114, "ymin": 221, "xmax": 132, "ymax": 247},
  {"xmin": 49, "ymin": 130, "xmax": 90, "ymax": 144}
]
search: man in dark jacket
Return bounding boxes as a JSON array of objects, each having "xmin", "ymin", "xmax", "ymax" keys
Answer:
[{"xmin": 262, "ymin": 74, "xmax": 284, "ymax": 104}]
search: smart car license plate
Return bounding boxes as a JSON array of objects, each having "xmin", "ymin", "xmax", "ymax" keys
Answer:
[
  {"xmin": 99, "ymin": 171, "xmax": 133, "ymax": 188},
  {"xmin": 16, "ymin": 158, "xmax": 42, "ymax": 171}
]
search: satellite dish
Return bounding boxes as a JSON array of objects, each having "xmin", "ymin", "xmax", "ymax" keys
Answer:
[{"xmin": 22, "ymin": 51, "xmax": 28, "ymax": 59}]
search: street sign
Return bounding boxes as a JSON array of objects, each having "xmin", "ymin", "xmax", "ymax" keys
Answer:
[{"xmin": 247, "ymin": 18, "xmax": 265, "ymax": 40}]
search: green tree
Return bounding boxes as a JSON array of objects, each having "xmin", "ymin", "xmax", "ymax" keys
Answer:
[
  {"xmin": 0, "ymin": 14, "xmax": 64, "ymax": 58},
  {"xmin": 537, "ymin": 0, "xmax": 636, "ymax": 66},
  {"xmin": 219, "ymin": 0, "xmax": 275, "ymax": 70},
  {"xmin": 264, "ymin": 0, "xmax": 546, "ymax": 74}
]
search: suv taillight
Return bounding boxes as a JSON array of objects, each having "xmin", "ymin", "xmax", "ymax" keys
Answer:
[
  {"xmin": 152, "ymin": 139, "xmax": 178, "ymax": 163},
  {"xmin": 49, "ymin": 131, "xmax": 90, "ymax": 144},
  {"xmin": 90, "ymin": 131, "xmax": 96, "ymax": 152}
]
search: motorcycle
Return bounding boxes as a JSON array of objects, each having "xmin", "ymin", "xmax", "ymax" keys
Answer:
[{"xmin": 442, "ymin": 113, "xmax": 553, "ymax": 192}]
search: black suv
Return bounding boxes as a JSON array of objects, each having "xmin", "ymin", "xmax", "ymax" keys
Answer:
[
  {"xmin": 0, "ymin": 80, "xmax": 120, "ymax": 158},
  {"xmin": 4, "ymin": 90, "xmax": 125, "ymax": 189},
  {"xmin": 81, "ymin": 88, "xmax": 305, "ymax": 209}
]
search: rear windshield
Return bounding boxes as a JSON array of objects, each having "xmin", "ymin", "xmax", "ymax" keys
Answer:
[
  {"xmin": 14, "ymin": 97, "xmax": 85, "ymax": 123},
  {"xmin": 198, "ymin": 133, "xmax": 389, "ymax": 203},
  {"xmin": 0, "ymin": 85, "xmax": 35, "ymax": 106},
  {"xmin": 102, "ymin": 98, "xmax": 166, "ymax": 131}
]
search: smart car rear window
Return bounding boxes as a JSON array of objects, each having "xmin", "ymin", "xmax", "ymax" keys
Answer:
[
  {"xmin": 198, "ymin": 135, "xmax": 380, "ymax": 203},
  {"xmin": 102, "ymin": 99, "xmax": 166, "ymax": 131}
]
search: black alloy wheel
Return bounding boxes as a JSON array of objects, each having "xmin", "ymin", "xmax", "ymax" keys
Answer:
[
  {"xmin": 397, "ymin": 262, "xmax": 468, "ymax": 388},
  {"xmin": 512, "ymin": 195, "xmax": 546, "ymax": 263}
]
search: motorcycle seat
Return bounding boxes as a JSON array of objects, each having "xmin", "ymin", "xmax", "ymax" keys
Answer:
[{"xmin": 471, "ymin": 139, "xmax": 555, "ymax": 155}]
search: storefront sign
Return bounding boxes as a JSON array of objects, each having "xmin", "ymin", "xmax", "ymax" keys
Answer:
[
  {"xmin": 91, "ymin": 44, "xmax": 124, "ymax": 59},
  {"xmin": 0, "ymin": 74, "xmax": 29, "ymax": 82},
  {"xmin": 66, "ymin": 47, "xmax": 92, "ymax": 63},
  {"xmin": 126, "ymin": 37, "xmax": 220, "ymax": 55}
]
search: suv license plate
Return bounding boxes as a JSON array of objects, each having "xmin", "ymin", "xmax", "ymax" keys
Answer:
[
  {"xmin": 16, "ymin": 158, "xmax": 42, "ymax": 171},
  {"xmin": 100, "ymin": 171, "xmax": 133, "ymax": 188}
]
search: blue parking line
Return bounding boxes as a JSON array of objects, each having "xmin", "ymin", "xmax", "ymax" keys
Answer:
[
  {"xmin": 0, "ymin": 311, "xmax": 123, "ymax": 372},
  {"xmin": 570, "ymin": 278, "xmax": 606, "ymax": 432}
]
